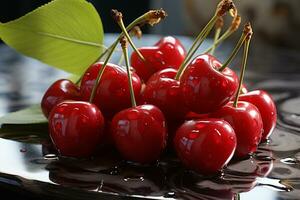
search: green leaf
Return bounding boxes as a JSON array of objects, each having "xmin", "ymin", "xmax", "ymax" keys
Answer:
[
  {"xmin": 0, "ymin": 105, "xmax": 47, "ymax": 125},
  {"xmin": 0, "ymin": 0, "xmax": 104, "ymax": 75},
  {"xmin": 0, "ymin": 124, "xmax": 48, "ymax": 143}
]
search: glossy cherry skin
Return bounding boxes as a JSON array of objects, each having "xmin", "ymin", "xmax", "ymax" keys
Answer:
[
  {"xmin": 142, "ymin": 68, "xmax": 188, "ymax": 121},
  {"xmin": 80, "ymin": 62, "xmax": 142, "ymax": 118},
  {"xmin": 49, "ymin": 101, "xmax": 105, "ymax": 157},
  {"xmin": 210, "ymin": 101, "xmax": 263, "ymax": 158},
  {"xmin": 239, "ymin": 90, "xmax": 277, "ymax": 140},
  {"xmin": 241, "ymin": 84, "xmax": 248, "ymax": 94},
  {"xmin": 185, "ymin": 112, "xmax": 210, "ymax": 120},
  {"xmin": 174, "ymin": 119, "xmax": 237, "ymax": 174},
  {"xmin": 111, "ymin": 104, "xmax": 167, "ymax": 164},
  {"xmin": 131, "ymin": 36, "xmax": 186, "ymax": 81},
  {"xmin": 41, "ymin": 79, "xmax": 80, "ymax": 118},
  {"xmin": 180, "ymin": 54, "xmax": 239, "ymax": 114}
]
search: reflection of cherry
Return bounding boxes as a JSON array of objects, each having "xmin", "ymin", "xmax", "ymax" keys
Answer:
[
  {"xmin": 174, "ymin": 119, "xmax": 237, "ymax": 174},
  {"xmin": 225, "ymin": 157, "xmax": 259, "ymax": 193},
  {"xmin": 180, "ymin": 54, "xmax": 238, "ymax": 114},
  {"xmin": 171, "ymin": 169, "xmax": 235, "ymax": 200},
  {"xmin": 49, "ymin": 101, "xmax": 105, "ymax": 157},
  {"xmin": 80, "ymin": 62, "xmax": 142, "ymax": 118},
  {"xmin": 131, "ymin": 36, "xmax": 186, "ymax": 81},
  {"xmin": 239, "ymin": 90, "xmax": 277, "ymax": 140},
  {"xmin": 41, "ymin": 79, "xmax": 80, "ymax": 118}
]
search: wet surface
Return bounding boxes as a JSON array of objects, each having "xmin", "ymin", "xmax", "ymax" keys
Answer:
[{"xmin": 0, "ymin": 34, "xmax": 300, "ymax": 199}]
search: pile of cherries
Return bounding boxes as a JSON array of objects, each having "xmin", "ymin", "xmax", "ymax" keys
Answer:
[{"xmin": 41, "ymin": 2, "xmax": 277, "ymax": 175}]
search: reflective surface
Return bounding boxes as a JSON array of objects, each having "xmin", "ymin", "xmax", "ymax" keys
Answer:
[{"xmin": 0, "ymin": 34, "xmax": 300, "ymax": 199}]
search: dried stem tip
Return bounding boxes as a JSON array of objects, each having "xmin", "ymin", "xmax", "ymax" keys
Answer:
[
  {"xmin": 243, "ymin": 22, "xmax": 253, "ymax": 40},
  {"xmin": 230, "ymin": 15, "xmax": 241, "ymax": 32},
  {"xmin": 120, "ymin": 36, "xmax": 128, "ymax": 48},
  {"xmin": 215, "ymin": 17, "xmax": 224, "ymax": 29},
  {"xmin": 216, "ymin": 0, "xmax": 236, "ymax": 17},
  {"xmin": 131, "ymin": 26, "xmax": 142, "ymax": 39},
  {"xmin": 146, "ymin": 9, "xmax": 168, "ymax": 26},
  {"xmin": 111, "ymin": 9, "xmax": 123, "ymax": 22}
]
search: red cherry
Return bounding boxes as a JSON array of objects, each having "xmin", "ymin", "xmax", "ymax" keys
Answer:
[
  {"xmin": 80, "ymin": 62, "xmax": 142, "ymax": 118},
  {"xmin": 210, "ymin": 101, "xmax": 263, "ymax": 158},
  {"xmin": 180, "ymin": 54, "xmax": 239, "ymax": 114},
  {"xmin": 49, "ymin": 101, "xmax": 105, "ymax": 157},
  {"xmin": 131, "ymin": 36, "xmax": 186, "ymax": 81},
  {"xmin": 41, "ymin": 79, "xmax": 80, "ymax": 118},
  {"xmin": 185, "ymin": 112, "xmax": 210, "ymax": 120},
  {"xmin": 174, "ymin": 119, "xmax": 237, "ymax": 174},
  {"xmin": 111, "ymin": 104, "xmax": 167, "ymax": 163},
  {"xmin": 143, "ymin": 68, "xmax": 188, "ymax": 121},
  {"xmin": 239, "ymin": 90, "xmax": 277, "ymax": 140}
]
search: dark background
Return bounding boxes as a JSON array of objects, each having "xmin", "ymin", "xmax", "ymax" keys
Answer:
[{"xmin": 0, "ymin": 0, "xmax": 150, "ymax": 33}]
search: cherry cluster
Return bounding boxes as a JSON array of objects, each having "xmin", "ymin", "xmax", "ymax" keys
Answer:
[{"xmin": 41, "ymin": 0, "xmax": 277, "ymax": 175}]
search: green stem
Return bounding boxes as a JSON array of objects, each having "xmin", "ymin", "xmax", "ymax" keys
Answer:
[
  {"xmin": 233, "ymin": 39, "xmax": 250, "ymax": 107},
  {"xmin": 117, "ymin": 18, "xmax": 145, "ymax": 62},
  {"xmin": 175, "ymin": 14, "xmax": 218, "ymax": 80},
  {"xmin": 96, "ymin": 12, "xmax": 150, "ymax": 62},
  {"xmin": 204, "ymin": 29, "xmax": 232, "ymax": 54},
  {"xmin": 209, "ymin": 27, "xmax": 222, "ymax": 55},
  {"xmin": 89, "ymin": 43, "xmax": 115, "ymax": 102},
  {"xmin": 75, "ymin": 74, "xmax": 83, "ymax": 85},
  {"xmin": 89, "ymin": 11, "xmax": 155, "ymax": 102},
  {"xmin": 118, "ymin": 53, "xmax": 124, "ymax": 65},
  {"xmin": 218, "ymin": 32, "xmax": 247, "ymax": 72},
  {"xmin": 122, "ymin": 44, "xmax": 137, "ymax": 107}
]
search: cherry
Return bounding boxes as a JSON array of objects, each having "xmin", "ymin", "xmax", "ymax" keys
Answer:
[
  {"xmin": 110, "ymin": 37, "xmax": 167, "ymax": 164},
  {"xmin": 211, "ymin": 24, "xmax": 263, "ymax": 158},
  {"xmin": 174, "ymin": 119, "xmax": 237, "ymax": 174},
  {"xmin": 80, "ymin": 62, "xmax": 142, "ymax": 118},
  {"xmin": 48, "ymin": 101, "xmax": 105, "ymax": 157},
  {"xmin": 178, "ymin": 23, "xmax": 253, "ymax": 115},
  {"xmin": 111, "ymin": 104, "xmax": 167, "ymax": 163},
  {"xmin": 142, "ymin": 68, "xmax": 188, "ymax": 121},
  {"xmin": 211, "ymin": 101, "xmax": 263, "ymax": 158},
  {"xmin": 41, "ymin": 79, "xmax": 80, "ymax": 118},
  {"xmin": 180, "ymin": 54, "xmax": 238, "ymax": 114},
  {"xmin": 239, "ymin": 90, "xmax": 277, "ymax": 140},
  {"xmin": 185, "ymin": 112, "xmax": 210, "ymax": 120},
  {"xmin": 131, "ymin": 36, "xmax": 186, "ymax": 81}
]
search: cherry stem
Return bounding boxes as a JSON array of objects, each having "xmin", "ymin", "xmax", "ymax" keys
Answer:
[
  {"xmin": 233, "ymin": 39, "xmax": 251, "ymax": 107},
  {"xmin": 174, "ymin": 14, "xmax": 218, "ymax": 80},
  {"xmin": 210, "ymin": 27, "xmax": 222, "ymax": 55},
  {"xmin": 114, "ymin": 10, "xmax": 145, "ymax": 62},
  {"xmin": 204, "ymin": 15, "xmax": 241, "ymax": 54},
  {"xmin": 89, "ymin": 9, "xmax": 166, "ymax": 102},
  {"xmin": 209, "ymin": 17, "xmax": 223, "ymax": 55},
  {"xmin": 117, "ymin": 27, "xmax": 142, "ymax": 66},
  {"xmin": 75, "ymin": 75, "xmax": 82, "ymax": 85},
  {"xmin": 205, "ymin": 28, "xmax": 231, "ymax": 54},
  {"xmin": 118, "ymin": 54, "xmax": 124, "ymax": 66},
  {"xmin": 121, "ymin": 37, "xmax": 137, "ymax": 107},
  {"xmin": 218, "ymin": 32, "xmax": 247, "ymax": 72},
  {"xmin": 96, "ymin": 9, "xmax": 166, "ymax": 62},
  {"xmin": 89, "ymin": 41, "xmax": 115, "ymax": 102},
  {"xmin": 174, "ymin": 0, "xmax": 236, "ymax": 80}
]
